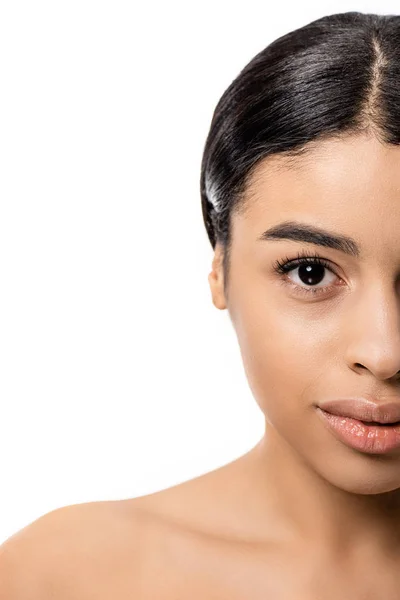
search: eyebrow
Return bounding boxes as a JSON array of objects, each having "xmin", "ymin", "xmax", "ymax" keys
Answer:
[{"xmin": 257, "ymin": 220, "xmax": 360, "ymax": 258}]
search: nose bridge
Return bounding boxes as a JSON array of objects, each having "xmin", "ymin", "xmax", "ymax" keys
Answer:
[{"xmin": 345, "ymin": 276, "xmax": 400, "ymax": 380}]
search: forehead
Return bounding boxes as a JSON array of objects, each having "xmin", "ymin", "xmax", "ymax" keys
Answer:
[{"xmin": 232, "ymin": 134, "xmax": 400, "ymax": 253}]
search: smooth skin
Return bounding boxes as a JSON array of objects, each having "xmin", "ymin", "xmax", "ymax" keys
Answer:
[{"xmin": 3, "ymin": 133, "xmax": 400, "ymax": 598}]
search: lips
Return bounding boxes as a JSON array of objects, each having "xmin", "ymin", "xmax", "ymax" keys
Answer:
[{"xmin": 317, "ymin": 398, "xmax": 400, "ymax": 425}]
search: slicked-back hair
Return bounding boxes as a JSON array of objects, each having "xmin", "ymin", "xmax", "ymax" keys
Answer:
[{"xmin": 200, "ymin": 11, "xmax": 400, "ymax": 298}]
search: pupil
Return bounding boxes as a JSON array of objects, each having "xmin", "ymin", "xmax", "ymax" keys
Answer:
[{"xmin": 299, "ymin": 264, "xmax": 325, "ymax": 286}]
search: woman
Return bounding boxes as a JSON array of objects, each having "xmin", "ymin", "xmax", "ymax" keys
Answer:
[{"xmin": 3, "ymin": 9, "xmax": 400, "ymax": 598}]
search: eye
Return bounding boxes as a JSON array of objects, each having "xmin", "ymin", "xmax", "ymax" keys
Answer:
[{"xmin": 272, "ymin": 251, "xmax": 342, "ymax": 298}]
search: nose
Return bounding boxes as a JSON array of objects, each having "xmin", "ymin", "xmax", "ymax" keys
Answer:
[{"xmin": 344, "ymin": 282, "xmax": 400, "ymax": 383}]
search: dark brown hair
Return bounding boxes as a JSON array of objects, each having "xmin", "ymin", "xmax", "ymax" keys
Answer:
[{"xmin": 200, "ymin": 11, "xmax": 400, "ymax": 297}]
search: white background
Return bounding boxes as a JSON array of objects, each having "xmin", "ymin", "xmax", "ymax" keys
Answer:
[{"xmin": 1, "ymin": 0, "xmax": 398, "ymax": 543}]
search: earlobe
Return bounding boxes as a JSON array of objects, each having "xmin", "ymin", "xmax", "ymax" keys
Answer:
[{"xmin": 208, "ymin": 245, "xmax": 227, "ymax": 310}]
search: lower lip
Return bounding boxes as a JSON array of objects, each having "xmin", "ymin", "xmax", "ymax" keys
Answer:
[{"xmin": 316, "ymin": 408, "xmax": 400, "ymax": 454}]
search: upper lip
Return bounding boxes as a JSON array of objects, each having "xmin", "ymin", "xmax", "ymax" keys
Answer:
[{"xmin": 318, "ymin": 398, "xmax": 400, "ymax": 424}]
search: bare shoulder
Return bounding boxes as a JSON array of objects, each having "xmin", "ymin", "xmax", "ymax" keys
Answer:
[
  {"xmin": 0, "ymin": 499, "xmax": 150, "ymax": 599},
  {"xmin": 0, "ymin": 446, "xmax": 268, "ymax": 599}
]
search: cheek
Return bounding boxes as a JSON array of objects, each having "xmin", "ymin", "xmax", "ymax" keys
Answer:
[{"xmin": 233, "ymin": 298, "xmax": 325, "ymax": 422}]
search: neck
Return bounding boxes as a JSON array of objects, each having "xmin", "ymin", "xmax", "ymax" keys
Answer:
[{"xmin": 243, "ymin": 424, "xmax": 400, "ymax": 560}]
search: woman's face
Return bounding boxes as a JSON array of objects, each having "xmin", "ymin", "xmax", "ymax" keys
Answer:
[{"xmin": 209, "ymin": 134, "xmax": 400, "ymax": 495}]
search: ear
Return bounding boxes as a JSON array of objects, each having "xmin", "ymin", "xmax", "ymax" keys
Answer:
[{"xmin": 208, "ymin": 243, "xmax": 227, "ymax": 310}]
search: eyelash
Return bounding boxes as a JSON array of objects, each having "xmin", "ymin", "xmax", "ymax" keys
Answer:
[{"xmin": 272, "ymin": 250, "xmax": 340, "ymax": 297}]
